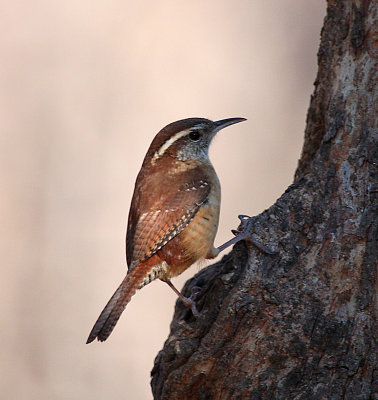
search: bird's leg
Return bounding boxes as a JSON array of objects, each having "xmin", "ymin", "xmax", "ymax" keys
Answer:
[
  {"xmin": 217, "ymin": 215, "xmax": 276, "ymax": 255},
  {"xmin": 165, "ymin": 279, "xmax": 200, "ymax": 317}
]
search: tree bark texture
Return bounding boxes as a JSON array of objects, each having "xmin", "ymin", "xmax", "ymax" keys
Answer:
[{"xmin": 151, "ymin": 1, "xmax": 377, "ymax": 399}]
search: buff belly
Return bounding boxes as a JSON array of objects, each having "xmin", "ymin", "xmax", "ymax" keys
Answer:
[{"xmin": 159, "ymin": 182, "xmax": 221, "ymax": 280}]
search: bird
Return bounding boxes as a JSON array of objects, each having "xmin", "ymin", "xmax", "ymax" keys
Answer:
[{"xmin": 87, "ymin": 117, "xmax": 272, "ymax": 343}]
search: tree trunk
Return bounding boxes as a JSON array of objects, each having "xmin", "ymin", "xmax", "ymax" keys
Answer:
[{"xmin": 151, "ymin": 1, "xmax": 377, "ymax": 399}]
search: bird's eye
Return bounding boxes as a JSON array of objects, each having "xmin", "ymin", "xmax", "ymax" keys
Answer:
[{"xmin": 189, "ymin": 131, "xmax": 201, "ymax": 141}]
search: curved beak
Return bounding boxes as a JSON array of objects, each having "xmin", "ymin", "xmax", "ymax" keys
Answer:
[{"xmin": 212, "ymin": 117, "xmax": 247, "ymax": 134}]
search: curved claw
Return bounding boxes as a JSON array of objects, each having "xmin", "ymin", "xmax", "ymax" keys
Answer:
[
  {"xmin": 249, "ymin": 238, "xmax": 278, "ymax": 255},
  {"xmin": 181, "ymin": 295, "xmax": 200, "ymax": 317},
  {"xmin": 238, "ymin": 214, "xmax": 251, "ymax": 221},
  {"xmin": 232, "ymin": 215, "xmax": 254, "ymax": 238},
  {"xmin": 190, "ymin": 286, "xmax": 202, "ymax": 302}
]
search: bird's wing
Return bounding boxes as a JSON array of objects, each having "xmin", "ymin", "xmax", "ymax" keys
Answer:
[{"xmin": 126, "ymin": 176, "xmax": 211, "ymax": 269}]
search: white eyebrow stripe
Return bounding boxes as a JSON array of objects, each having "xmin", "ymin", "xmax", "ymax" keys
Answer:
[
  {"xmin": 152, "ymin": 129, "xmax": 190, "ymax": 163},
  {"xmin": 151, "ymin": 123, "xmax": 208, "ymax": 164}
]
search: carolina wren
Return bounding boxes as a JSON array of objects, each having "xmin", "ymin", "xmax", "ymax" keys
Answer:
[{"xmin": 87, "ymin": 117, "xmax": 266, "ymax": 343}]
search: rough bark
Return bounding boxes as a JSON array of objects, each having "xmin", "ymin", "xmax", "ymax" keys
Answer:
[{"xmin": 151, "ymin": 1, "xmax": 377, "ymax": 399}]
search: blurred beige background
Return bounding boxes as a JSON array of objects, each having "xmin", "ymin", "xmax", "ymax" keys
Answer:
[{"xmin": 0, "ymin": 1, "xmax": 324, "ymax": 399}]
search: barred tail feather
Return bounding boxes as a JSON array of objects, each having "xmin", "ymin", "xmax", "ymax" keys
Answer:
[{"xmin": 86, "ymin": 274, "xmax": 139, "ymax": 343}]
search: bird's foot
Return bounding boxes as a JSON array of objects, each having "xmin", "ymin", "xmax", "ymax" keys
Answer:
[
  {"xmin": 217, "ymin": 215, "xmax": 277, "ymax": 255},
  {"xmin": 165, "ymin": 280, "xmax": 201, "ymax": 317},
  {"xmin": 233, "ymin": 215, "xmax": 277, "ymax": 255},
  {"xmin": 180, "ymin": 286, "xmax": 201, "ymax": 317}
]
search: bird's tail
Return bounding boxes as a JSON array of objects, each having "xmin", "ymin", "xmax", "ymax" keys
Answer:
[{"xmin": 86, "ymin": 271, "xmax": 142, "ymax": 343}]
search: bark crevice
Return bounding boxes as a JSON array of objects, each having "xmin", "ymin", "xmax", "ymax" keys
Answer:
[{"xmin": 151, "ymin": 1, "xmax": 377, "ymax": 398}]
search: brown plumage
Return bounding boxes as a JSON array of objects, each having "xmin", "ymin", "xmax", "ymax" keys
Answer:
[{"xmin": 87, "ymin": 117, "xmax": 246, "ymax": 343}]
